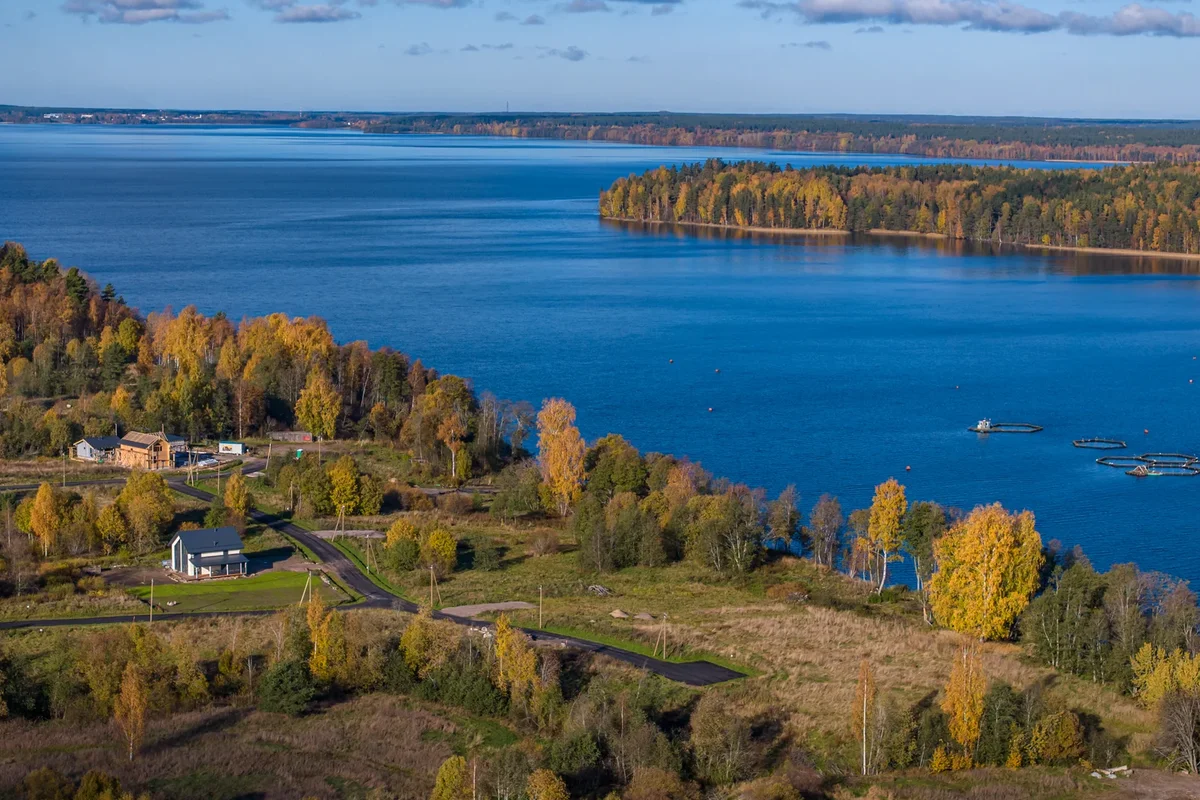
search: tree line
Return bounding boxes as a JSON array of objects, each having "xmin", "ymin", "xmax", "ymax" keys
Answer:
[
  {"xmin": 364, "ymin": 113, "xmax": 1200, "ymax": 164},
  {"xmin": 600, "ymin": 159, "xmax": 1200, "ymax": 255},
  {"xmin": 0, "ymin": 242, "xmax": 533, "ymax": 484}
]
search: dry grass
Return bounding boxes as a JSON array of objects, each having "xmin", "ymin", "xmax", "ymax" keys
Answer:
[
  {"xmin": 660, "ymin": 603, "xmax": 1154, "ymax": 756},
  {"xmin": 0, "ymin": 458, "xmax": 126, "ymax": 486},
  {"xmin": 0, "ymin": 694, "xmax": 461, "ymax": 799}
]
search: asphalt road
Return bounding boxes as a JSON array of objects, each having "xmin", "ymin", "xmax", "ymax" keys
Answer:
[{"xmin": 0, "ymin": 467, "xmax": 745, "ymax": 686}]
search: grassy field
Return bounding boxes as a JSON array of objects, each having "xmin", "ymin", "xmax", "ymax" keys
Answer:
[
  {"xmin": 129, "ymin": 571, "xmax": 345, "ymax": 613},
  {"xmin": 0, "ymin": 458, "xmax": 126, "ymax": 487},
  {"xmin": 0, "ymin": 694, "xmax": 488, "ymax": 800},
  {"xmin": 325, "ymin": 513, "xmax": 1157, "ymax": 765}
]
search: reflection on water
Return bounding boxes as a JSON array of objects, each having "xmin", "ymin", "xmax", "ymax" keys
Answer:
[{"xmin": 605, "ymin": 218, "xmax": 1200, "ymax": 277}]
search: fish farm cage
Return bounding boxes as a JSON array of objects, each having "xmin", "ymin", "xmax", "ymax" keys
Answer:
[
  {"xmin": 1126, "ymin": 463, "xmax": 1200, "ymax": 477},
  {"xmin": 1072, "ymin": 438, "xmax": 1126, "ymax": 450},
  {"xmin": 1096, "ymin": 452, "xmax": 1200, "ymax": 476}
]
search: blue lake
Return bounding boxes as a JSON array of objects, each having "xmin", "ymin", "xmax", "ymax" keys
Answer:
[{"xmin": 2, "ymin": 125, "xmax": 1197, "ymax": 586}]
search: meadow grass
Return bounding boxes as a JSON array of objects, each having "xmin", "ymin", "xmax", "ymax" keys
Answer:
[{"xmin": 128, "ymin": 571, "xmax": 344, "ymax": 613}]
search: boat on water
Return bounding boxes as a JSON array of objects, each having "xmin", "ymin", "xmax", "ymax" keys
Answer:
[{"xmin": 969, "ymin": 418, "xmax": 1043, "ymax": 434}]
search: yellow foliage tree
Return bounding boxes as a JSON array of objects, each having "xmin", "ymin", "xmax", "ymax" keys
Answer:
[
  {"xmin": 224, "ymin": 471, "xmax": 251, "ymax": 529},
  {"xmin": 117, "ymin": 471, "xmax": 174, "ymax": 553},
  {"xmin": 113, "ymin": 661, "xmax": 147, "ymax": 762},
  {"xmin": 306, "ymin": 590, "xmax": 327, "ymax": 640},
  {"xmin": 851, "ymin": 658, "xmax": 877, "ymax": 776},
  {"xmin": 430, "ymin": 755, "xmax": 471, "ymax": 800},
  {"xmin": 928, "ymin": 503, "xmax": 1043, "ymax": 640},
  {"xmin": 420, "ymin": 528, "xmax": 458, "ymax": 578},
  {"xmin": 30, "ymin": 482, "xmax": 60, "ymax": 557},
  {"xmin": 437, "ymin": 411, "xmax": 468, "ymax": 484},
  {"xmin": 386, "ymin": 518, "xmax": 419, "ymax": 548},
  {"xmin": 1026, "ymin": 710, "xmax": 1084, "ymax": 765},
  {"xmin": 295, "ymin": 369, "xmax": 340, "ymax": 440},
  {"xmin": 96, "ymin": 504, "xmax": 130, "ymax": 555},
  {"xmin": 310, "ymin": 606, "xmax": 347, "ymax": 685},
  {"xmin": 494, "ymin": 614, "xmax": 539, "ymax": 710},
  {"xmin": 866, "ymin": 478, "xmax": 906, "ymax": 593},
  {"xmin": 536, "ymin": 398, "xmax": 586, "ymax": 516},
  {"xmin": 942, "ymin": 647, "xmax": 985, "ymax": 758},
  {"xmin": 526, "ymin": 769, "xmax": 569, "ymax": 800},
  {"xmin": 1131, "ymin": 643, "xmax": 1200, "ymax": 707},
  {"xmin": 400, "ymin": 606, "xmax": 461, "ymax": 678},
  {"xmin": 327, "ymin": 456, "xmax": 361, "ymax": 518}
]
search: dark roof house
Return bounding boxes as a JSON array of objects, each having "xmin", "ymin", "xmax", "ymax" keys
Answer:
[
  {"xmin": 73, "ymin": 436, "xmax": 121, "ymax": 462},
  {"xmin": 169, "ymin": 526, "xmax": 248, "ymax": 578}
]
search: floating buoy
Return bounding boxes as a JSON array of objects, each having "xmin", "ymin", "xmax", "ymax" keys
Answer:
[
  {"xmin": 669, "ymin": 359, "xmax": 674, "ymax": 363},
  {"xmin": 1145, "ymin": 429, "xmax": 1150, "ymax": 435},
  {"xmin": 955, "ymin": 386, "xmax": 959, "ymax": 390},
  {"xmin": 707, "ymin": 407, "xmax": 713, "ymax": 413},
  {"xmin": 905, "ymin": 465, "xmax": 911, "ymax": 471},
  {"xmin": 715, "ymin": 369, "xmax": 720, "ymax": 373}
]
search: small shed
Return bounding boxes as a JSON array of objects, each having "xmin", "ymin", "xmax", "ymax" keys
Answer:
[
  {"xmin": 218, "ymin": 441, "xmax": 247, "ymax": 455},
  {"xmin": 73, "ymin": 436, "xmax": 120, "ymax": 463},
  {"xmin": 169, "ymin": 527, "xmax": 248, "ymax": 578}
]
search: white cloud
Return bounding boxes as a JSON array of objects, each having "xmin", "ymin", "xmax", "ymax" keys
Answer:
[
  {"xmin": 741, "ymin": 0, "xmax": 1200, "ymax": 37},
  {"xmin": 63, "ymin": 0, "xmax": 230, "ymax": 24}
]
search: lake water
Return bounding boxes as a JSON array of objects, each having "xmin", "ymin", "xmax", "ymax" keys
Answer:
[{"xmin": 2, "ymin": 125, "xmax": 1198, "ymax": 586}]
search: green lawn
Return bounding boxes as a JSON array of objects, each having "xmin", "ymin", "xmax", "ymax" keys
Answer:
[{"xmin": 129, "ymin": 571, "xmax": 344, "ymax": 613}]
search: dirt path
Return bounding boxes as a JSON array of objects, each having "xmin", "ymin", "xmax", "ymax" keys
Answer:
[{"xmin": 440, "ymin": 601, "xmax": 534, "ymax": 619}]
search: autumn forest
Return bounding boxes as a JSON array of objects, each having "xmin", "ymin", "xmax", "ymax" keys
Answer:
[{"xmin": 599, "ymin": 159, "xmax": 1200, "ymax": 256}]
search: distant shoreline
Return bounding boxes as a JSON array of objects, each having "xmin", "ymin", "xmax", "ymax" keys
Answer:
[{"xmin": 602, "ymin": 217, "xmax": 1200, "ymax": 261}]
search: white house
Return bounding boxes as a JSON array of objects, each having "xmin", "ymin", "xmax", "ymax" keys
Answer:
[
  {"xmin": 73, "ymin": 436, "xmax": 121, "ymax": 463},
  {"xmin": 169, "ymin": 527, "xmax": 248, "ymax": 578}
]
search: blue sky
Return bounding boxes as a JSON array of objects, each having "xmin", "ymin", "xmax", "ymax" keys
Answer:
[{"xmin": 5, "ymin": 0, "xmax": 1200, "ymax": 117}]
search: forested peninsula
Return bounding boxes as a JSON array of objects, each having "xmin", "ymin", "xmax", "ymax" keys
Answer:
[
  {"xmin": 364, "ymin": 112, "xmax": 1200, "ymax": 164},
  {"xmin": 599, "ymin": 159, "xmax": 1200, "ymax": 256}
]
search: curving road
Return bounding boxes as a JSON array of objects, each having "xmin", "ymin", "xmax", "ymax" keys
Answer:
[{"xmin": 0, "ymin": 467, "xmax": 745, "ymax": 687}]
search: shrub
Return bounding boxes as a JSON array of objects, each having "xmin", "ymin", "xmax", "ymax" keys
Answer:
[
  {"xmin": 417, "ymin": 659, "xmax": 508, "ymax": 717},
  {"xmin": 765, "ymin": 582, "xmax": 810, "ymax": 604},
  {"xmin": 380, "ymin": 647, "xmax": 417, "ymax": 694},
  {"xmin": 689, "ymin": 693, "xmax": 751, "ymax": 785},
  {"xmin": 529, "ymin": 529, "xmax": 559, "ymax": 557},
  {"xmin": 257, "ymin": 659, "xmax": 316, "ymax": 716},
  {"xmin": 76, "ymin": 576, "xmax": 105, "ymax": 594},
  {"xmin": 472, "ymin": 536, "xmax": 500, "ymax": 571},
  {"xmin": 385, "ymin": 538, "xmax": 420, "ymax": 573},
  {"xmin": 19, "ymin": 767, "xmax": 74, "ymax": 800},
  {"xmin": 438, "ymin": 492, "xmax": 474, "ymax": 516},
  {"xmin": 547, "ymin": 731, "xmax": 601, "ymax": 779},
  {"xmin": 401, "ymin": 488, "xmax": 434, "ymax": 512}
]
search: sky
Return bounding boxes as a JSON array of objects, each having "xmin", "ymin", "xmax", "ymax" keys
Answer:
[{"xmin": 4, "ymin": 0, "xmax": 1200, "ymax": 118}]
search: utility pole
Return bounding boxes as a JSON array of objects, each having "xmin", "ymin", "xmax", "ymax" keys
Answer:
[
  {"xmin": 539, "ymin": 585, "xmax": 543, "ymax": 629},
  {"xmin": 149, "ymin": 578, "xmax": 154, "ymax": 622},
  {"xmin": 62, "ymin": 449, "xmax": 66, "ymax": 488}
]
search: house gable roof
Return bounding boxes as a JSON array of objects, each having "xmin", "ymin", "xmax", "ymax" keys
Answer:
[
  {"xmin": 120, "ymin": 432, "xmax": 166, "ymax": 450},
  {"xmin": 76, "ymin": 436, "xmax": 121, "ymax": 450},
  {"xmin": 172, "ymin": 527, "xmax": 244, "ymax": 554}
]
